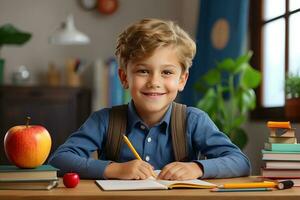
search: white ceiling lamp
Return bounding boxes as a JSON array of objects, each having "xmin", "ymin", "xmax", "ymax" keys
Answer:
[{"xmin": 49, "ymin": 14, "xmax": 90, "ymax": 45}]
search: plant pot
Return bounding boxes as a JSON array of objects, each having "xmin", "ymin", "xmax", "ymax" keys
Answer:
[
  {"xmin": 285, "ymin": 98, "xmax": 300, "ymax": 121},
  {"xmin": 0, "ymin": 58, "xmax": 4, "ymax": 85}
]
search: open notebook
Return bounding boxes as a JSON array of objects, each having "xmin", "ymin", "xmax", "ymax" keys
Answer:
[
  {"xmin": 96, "ymin": 179, "xmax": 216, "ymax": 191},
  {"xmin": 96, "ymin": 170, "xmax": 216, "ymax": 191}
]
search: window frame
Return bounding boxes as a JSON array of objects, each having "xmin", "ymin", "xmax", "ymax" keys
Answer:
[{"xmin": 249, "ymin": 0, "xmax": 300, "ymax": 120}]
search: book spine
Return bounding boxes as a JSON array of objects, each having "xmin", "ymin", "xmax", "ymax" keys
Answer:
[
  {"xmin": 264, "ymin": 143, "xmax": 300, "ymax": 152},
  {"xmin": 261, "ymin": 168, "xmax": 300, "ymax": 178},
  {"xmin": 268, "ymin": 137, "xmax": 297, "ymax": 144},
  {"xmin": 269, "ymin": 128, "xmax": 295, "ymax": 138},
  {"xmin": 123, "ymin": 89, "xmax": 131, "ymax": 104},
  {"xmin": 92, "ymin": 59, "xmax": 106, "ymax": 111},
  {"xmin": 107, "ymin": 58, "xmax": 123, "ymax": 106}
]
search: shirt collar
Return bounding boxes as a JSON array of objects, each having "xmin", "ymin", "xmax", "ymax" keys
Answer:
[{"xmin": 127, "ymin": 101, "xmax": 173, "ymax": 133}]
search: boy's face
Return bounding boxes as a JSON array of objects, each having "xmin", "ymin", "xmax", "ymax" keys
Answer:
[{"xmin": 118, "ymin": 46, "xmax": 188, "ymax": 119}]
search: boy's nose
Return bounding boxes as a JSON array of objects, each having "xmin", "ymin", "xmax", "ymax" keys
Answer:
[{"xmin": 146, "ymin": 74, "xmax": 161, "ymax": 88}]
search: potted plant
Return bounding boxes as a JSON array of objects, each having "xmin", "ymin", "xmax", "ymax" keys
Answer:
[
  {"xmin": 194, "ymin": 51, "xmax": 261, "ymax": 149},
  {"xmin": 285, "ymin": 73, "xmax": 300, "ymax": 121},
  {"xmin": 0, "ymin": 24, "xmax": 31, "ymax": 84}
]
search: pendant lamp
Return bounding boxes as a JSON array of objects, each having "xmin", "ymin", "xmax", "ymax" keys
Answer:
[{"xmin": 49, "ymin": 14, "xmax": 90, "ymax": 45}]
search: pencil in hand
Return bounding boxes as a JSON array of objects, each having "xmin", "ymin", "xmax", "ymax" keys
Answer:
[
  {"xmin": 122, "ymin": 134, "xmax": 157, "ymax": 179},
  {"xmin": 122, "ymin": 134, "xmax": 142, "ymax": 160}
]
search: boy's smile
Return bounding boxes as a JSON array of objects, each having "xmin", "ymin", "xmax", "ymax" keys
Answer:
[{"xmin": 119, "ymin": 46, "xmax": 188, "ymax": 127}]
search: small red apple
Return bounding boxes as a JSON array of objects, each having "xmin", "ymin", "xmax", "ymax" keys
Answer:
[
  {"xmin": 4, "ymin": 117, "xmax": 52, "ymax": 168},
  {"xmin": 63, "ymin": 173, "xmax": 80, "ymax": 188}
]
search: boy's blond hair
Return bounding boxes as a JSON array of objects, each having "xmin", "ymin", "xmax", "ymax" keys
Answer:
[{"xmin": 115, "ymin": 18, "xmax": 196, "ymax": 72}]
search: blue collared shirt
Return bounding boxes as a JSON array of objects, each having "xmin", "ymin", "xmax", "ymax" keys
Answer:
[{"xmin": 48, "ymin": 101, "xmax": 250, "ymax": 179}]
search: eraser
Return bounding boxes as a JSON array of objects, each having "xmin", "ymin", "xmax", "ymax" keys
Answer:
[{"xmin": 277, "ymin": 180, "xmax": 294, "ymax": 190}]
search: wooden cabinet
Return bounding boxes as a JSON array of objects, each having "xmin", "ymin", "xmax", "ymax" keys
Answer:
[{"xmin": 0, "ymin": 85, "xmax": 91, "ymax": 164}]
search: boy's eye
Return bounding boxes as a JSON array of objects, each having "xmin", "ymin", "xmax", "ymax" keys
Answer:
[
  {"xmin": 137, "ymin": 69, "xmax": 149, "ymax": 74},
  {"xmin": 162, "ymin": 70, "xmax": 173, "ymax": 75}
]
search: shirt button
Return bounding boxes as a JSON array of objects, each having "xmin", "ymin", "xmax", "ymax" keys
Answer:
[
  {"xmin": 140, "ymin": 125, "xmax": 146, "ymax": 130},
  {"xmin": 147, "ymin": 137, "xmax": 152, "ymax": 143},
  {"xmin": 145, "ymin": 156, "xmax": 150, "ymax": 161}
]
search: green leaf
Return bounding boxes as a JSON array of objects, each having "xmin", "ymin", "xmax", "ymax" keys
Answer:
[
  {"xmin": 202, "ymin": 68, "xmax": 221, "ymax": 86},
  {"xmin": 230, "ymin": 128, "xmax": 248, "ymax": 149},
  {"xmin": 0, "ymin": 24, "xmax": 32, "ymax": 46},
  {"xmin": 232, "ymin": 116, "xmax": 247, "ymax": 128},
  {"xmin": 217, "ymin": 58, "xmax": 236, "ymax": 72},
  {"xmin": 235, "ymin": 51, "xmax": 253, "ymax": 68},
  {"xmin": 231, "ymin": 52, "xmax": 252, "ymax": 74},
  {"xmin": 285, "ymin": 73, "xmax": 300, "ymax": 98},
  {"xmin": 237, "ymin": 89, "xmax": 256, "ymax": 113},
  {"xmin": 240, "ymin": 65, "xmax": 261, "ymax": 89},
  {"xmin": 196, "ymin": 88, "xmax": 218, "ymax": 114},
  {"xmin": 193, "ymin": 81, "xmax": 207, "ymax": 93}
]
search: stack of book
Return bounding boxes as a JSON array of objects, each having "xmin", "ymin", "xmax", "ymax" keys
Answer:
[
  {"xmin": 0, "ymin": 164, "xmax": 59, "ymax": 190},
  {"xmin": 261, "ymin": 121, "xmax": 300, "ymax": 186}
]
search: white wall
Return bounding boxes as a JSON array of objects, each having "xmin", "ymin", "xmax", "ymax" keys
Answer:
[{"xmin": 0, "ymin": 0, "xmax": 199, "ymax": 84}]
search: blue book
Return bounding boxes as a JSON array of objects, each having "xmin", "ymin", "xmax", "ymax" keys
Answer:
[
  {"xmin": 264, "ymin": 143, "xmax": 300, "ymax": 152},
  {"xmin": 107, "ymin": 58, "xmax": 124, "ymax": 106},
  {"xmin": 0, "ymin": 165, "xmax": 58, "ymax": 180}
]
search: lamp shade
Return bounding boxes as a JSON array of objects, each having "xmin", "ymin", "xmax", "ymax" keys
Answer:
[{"xmin": 49, "ymin": 14, "xmax": 90, "ymax": 45}]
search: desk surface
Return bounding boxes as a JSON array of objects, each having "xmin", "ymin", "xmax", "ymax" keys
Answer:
[{"xmin": 0, "ymin": 177, "xmax": 299, "ymax": 200}]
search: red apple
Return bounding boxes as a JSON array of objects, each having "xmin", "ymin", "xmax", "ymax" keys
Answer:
[
  {"xmin": 4, "ymin": 117, "xmax": 52, "ymax": 168},
  {"xmin": 63, "ymin": 173, "xmax": 80, "ymax": 188}
]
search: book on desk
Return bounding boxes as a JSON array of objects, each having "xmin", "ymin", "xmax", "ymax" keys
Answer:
[
  {"xmin": 261, "ymin": 122, "xmax": 300, "ymax": 186},
  {"xmin": 96, "ymin": 177, "xmax": 216, "ymax": 191},
  {"xmin": 0, "ymin": 164, "xmax": 59, "ymax": 190},
  {"xmin": 0, "ymin": 178, "xmax": 59, "ymax": 190},
  {"xmin": 0, "ymin": 165, "xmax": 58, "ymax": 180}
]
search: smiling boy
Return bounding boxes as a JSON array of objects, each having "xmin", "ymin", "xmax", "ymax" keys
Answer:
[{"xmin": 48, "ymin": 18, "xmax": 250, "ymax": 180}]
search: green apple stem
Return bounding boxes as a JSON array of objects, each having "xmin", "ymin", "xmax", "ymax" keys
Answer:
[{"xmin": 26, "ymin": 116, "xmax": 31, "ymax": 128}]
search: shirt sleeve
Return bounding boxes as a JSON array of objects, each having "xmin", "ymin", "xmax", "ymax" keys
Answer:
[
  {"xmin": 48, "ymin": 109, "xmax": 111, "ymax": 179},
  {"xmin": 188, "ymin": 108, "xmax": 251, "ymax": 179}
]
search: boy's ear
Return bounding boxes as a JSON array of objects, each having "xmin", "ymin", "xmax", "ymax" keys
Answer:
[
  {"xmin": 118, "ymin": 68, "xmax": 129, "ymax": 89},
  {"xmin": 178, "ymin": 72, "xmax": 189, "ymax": 92}
]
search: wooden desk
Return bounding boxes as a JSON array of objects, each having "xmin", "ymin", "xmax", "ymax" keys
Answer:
[{"xmin": 0, "ymin": 177, "xmax": 299, "ymax": 200}]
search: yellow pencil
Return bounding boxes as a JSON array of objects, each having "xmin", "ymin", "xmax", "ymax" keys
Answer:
[
  {"xmin": 122, "ymin": 134, "xmax": 156, "ymax": 178},
  {"xmin": 122, "ymin": 134, "xmax": 142, "ymax": 160},
  {"xmin": 218, "ymin": 181, "xmax": 277, "ymax": 189}
]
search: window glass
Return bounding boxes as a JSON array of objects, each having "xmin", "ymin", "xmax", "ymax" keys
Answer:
[
  {"xmin": 263, "ymin": 0, "xmax": 285, "ymax": 21},
  {"xmin": 289, "ymin": 13, "xmax": 300, "ymax": 75},
  {"xmin": 262, "ymin": 19, "xmax": 285, "ymax": 107},
  {"xmin": 290, "ymin": 0, "xmax": 300, "ymax": 11}
]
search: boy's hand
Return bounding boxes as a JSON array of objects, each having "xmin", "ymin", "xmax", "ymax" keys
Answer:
[
  {"xmin": 103, "ymin": 159, "xmax": 155, "ymax": 180},
  {"xmin": 157, "ymin": 162, "xmax": 203, "ymax": 180}
]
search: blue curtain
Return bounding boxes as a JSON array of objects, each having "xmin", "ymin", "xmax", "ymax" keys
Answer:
[{"xmin": 179, "ymin": 0, "xmax": 249, "ymax": 106}]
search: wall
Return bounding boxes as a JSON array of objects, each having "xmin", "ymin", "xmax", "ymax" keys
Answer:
[{"xmin": 0, "ymin": 0, "xmax": 198, "ymax": 84}]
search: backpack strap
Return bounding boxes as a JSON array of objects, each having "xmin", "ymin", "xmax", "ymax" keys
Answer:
[
  {"xmin": 105, "ymin": 102, "xmax": 188, "ymax": 162},
  {"xmin": 105, "ymin": 104, "xmax": 128, "ymax": 161},
  {"xmin": 170, "ymin": 102, "xmax": 188, "ymax": 161}
]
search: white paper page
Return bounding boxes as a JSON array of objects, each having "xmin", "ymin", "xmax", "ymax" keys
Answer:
[
  {"xmin": 153, "ymin": 170, "xmax": 216, "ymax": 188},
  {"xmin": 95, "ymin": 179, "xmax": 168, "ymax": 191},
  {"xmin": 157, "ymin": 179, "xmax": 216, "ymax": 188}
]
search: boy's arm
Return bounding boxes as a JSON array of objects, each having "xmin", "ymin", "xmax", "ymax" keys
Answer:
[
  {"xmin": 48, "ymin": 110, "xmax": 111, "ymax": 179},
  {"xmin": 190, "ymin": 109, "xmax": 251, "ymax": 179}
]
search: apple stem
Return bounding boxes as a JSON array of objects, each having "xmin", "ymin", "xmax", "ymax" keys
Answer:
[{"xmin": 26, "ymin": 116, "xmax": 31, "ymax": 128}]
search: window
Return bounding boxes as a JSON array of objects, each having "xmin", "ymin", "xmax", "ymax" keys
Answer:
[{"xmin": 250, "ymin": 0, "xmax": 300, "ymax": 119}]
